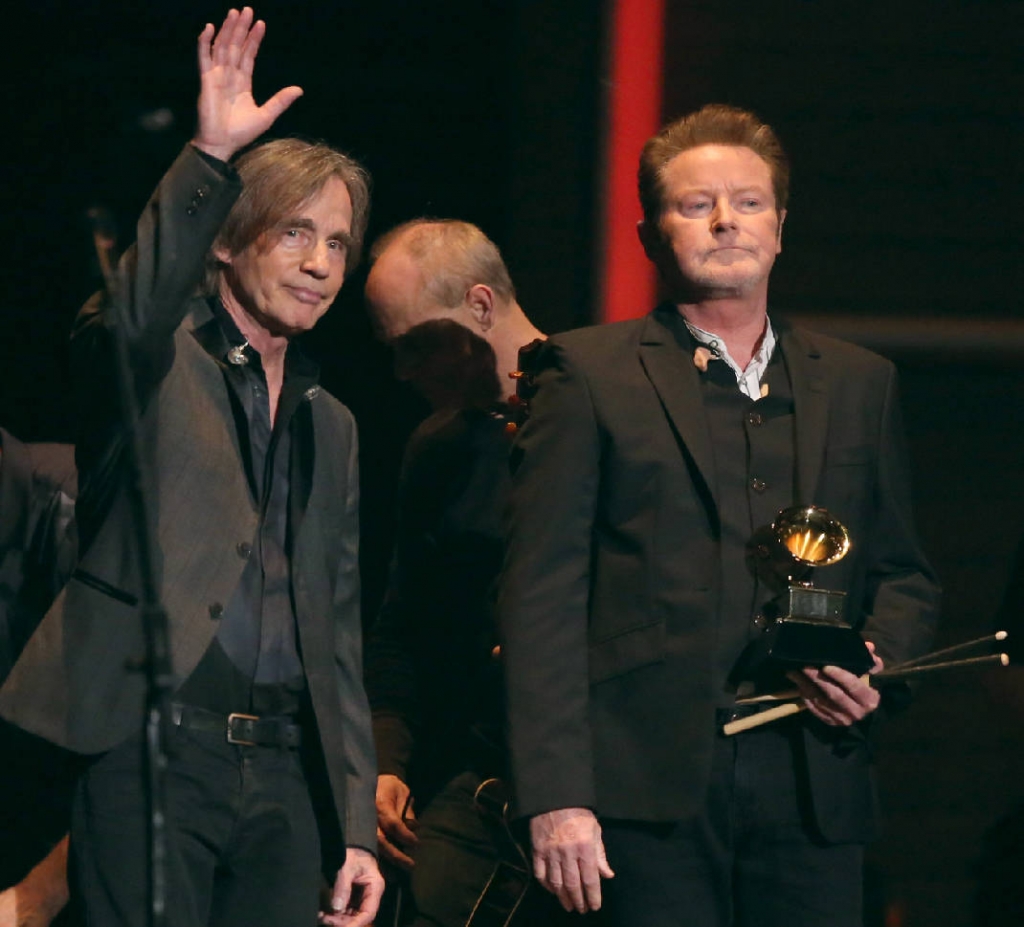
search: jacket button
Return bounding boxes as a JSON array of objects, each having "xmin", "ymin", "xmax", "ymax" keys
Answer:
[
  {"xmin": 747, "ymin": 411, "xmax": 763, "ymax": 426},
  {"xmin": 236, "ymin": 541, "xmax": 252, "ymax": 560},
  {"xmin": 751, "ymin": 478, "xmax": 766, "ymax": 493},
  {"xmin": 752, "ymin": 612, "xmax": 769, "ymax": 630},
  {"xmin": 209, "ymin": 602, "xmax": 224, "ymax": 620},
  {"xmin": 186, "ymin": 205, "xmax": 198, "ymax": 216}
]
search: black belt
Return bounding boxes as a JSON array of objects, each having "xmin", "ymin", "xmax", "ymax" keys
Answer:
[{"xmin": 171, "ymin": 704, "xmax": 302, "ymax": 748}]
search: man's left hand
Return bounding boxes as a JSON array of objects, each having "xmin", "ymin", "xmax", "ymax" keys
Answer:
[
  {"xmin": 319, "ymin": 847, "xmax": 384, "ymax": 927},
  {"xmin": 788, "ymin": 641, "xmax": 884, "ymax": 726}
]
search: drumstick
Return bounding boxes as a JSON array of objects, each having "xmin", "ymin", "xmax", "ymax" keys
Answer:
[
  {"xmin": 876, "ymin": 652, "xmax": 1009, "ymax": 680},
  {"xmin": 725, "ymin": 671, "xmax": 871, "ymax": 735},
  {"xmin": 725, "ymin": 650, "xmax": 1012, "ymax": 736},
  {"xmin": 892, "ymin": 631, "xmax": 1007, "ymax": 671},
  {"xmin": 735, "ymin": 634, "xmax": 1011, "ymax": 705},
  {"xmin": 735, "ymin": 689, "xmax": 800, "ymax": 705},
  {"xmin": 723, "ymin": 701, "xmax": 804, "ymax": 735}
]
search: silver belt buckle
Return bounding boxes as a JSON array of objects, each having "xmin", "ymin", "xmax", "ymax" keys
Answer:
[{"xmin": 226, "ymin": 712, "xmax": 259, "ymax": 746}]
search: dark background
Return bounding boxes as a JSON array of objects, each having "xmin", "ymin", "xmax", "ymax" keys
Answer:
[{"xmin": 1, "ymin": 2, "xmax": 1022, "ymax": 924}]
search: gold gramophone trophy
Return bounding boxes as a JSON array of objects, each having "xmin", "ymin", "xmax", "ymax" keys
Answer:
[{"xmin": 735, "ymin": 505, "xmax": 875, "ymax": 687}]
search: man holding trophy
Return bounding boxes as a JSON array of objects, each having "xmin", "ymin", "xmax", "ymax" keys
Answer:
[{"xmin": 497, "ymin": 104, "xmax": 940, "ymax": 926}]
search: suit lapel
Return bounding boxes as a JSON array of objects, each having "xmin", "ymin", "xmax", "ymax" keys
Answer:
[
  {"xmin": 184, "ymin": 301, "xmax": 259, "ymax": 499},
  {"xmin": 289, "ymin": 400, "xmax": 315, "ymax": 550},
  {"xmin": 782, "ymin": 325, "xmax": 830, "ymax": 504},
  {"xmin": 637, "ymin": 310, "xmax": 719, "ymax": 506}
]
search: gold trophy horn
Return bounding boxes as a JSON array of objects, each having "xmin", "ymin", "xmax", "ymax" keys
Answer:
[
  {"xmin": 775, "ymin": 506, "xmax": 850, "ymax": 570},
  {"xmin": 734, "ymin": 505, "xmax": 874, "ymax": 686}
]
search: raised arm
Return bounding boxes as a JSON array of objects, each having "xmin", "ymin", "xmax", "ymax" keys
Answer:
[
  {"xmin": 71, "ymin": 8, "xmax": 303, "ymax": 536},
  {"xmin": 193, "ymin": 7, "xmax": 303, "ymax": 162}
]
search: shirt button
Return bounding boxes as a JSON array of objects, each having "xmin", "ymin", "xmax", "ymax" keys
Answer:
[
  {"xmin": 751, "ymin": 478, "xmax": 767, "ymax": 493},
  {"xmin": 236, "ymin": 541, "xmax": 252, "ymax": 560},
  {"xmin": 208, "ymin": 602, "xmax": 224, "ymax": 620},
  {"xmin": 747, "ymin": 411, "xmax": 764, "ymax": 426}
]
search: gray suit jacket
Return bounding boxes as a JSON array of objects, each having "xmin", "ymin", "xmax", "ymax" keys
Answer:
[
  {"xmin": 497, "ymin": 306, "xmax": 940, "ymax": 842},
  {"xmin": 0, "ymin": 145, "xmax": 376, "ymax": 854}
]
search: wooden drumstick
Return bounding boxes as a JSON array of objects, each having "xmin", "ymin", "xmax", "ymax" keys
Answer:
[{"xmin": 723, "ymin": 701, "xmax": 804, "ymax": 736}]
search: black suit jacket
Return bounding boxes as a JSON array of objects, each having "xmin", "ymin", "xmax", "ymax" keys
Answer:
[
  {"xmin": 0, "ymin": 146, "xmax": 376, "ymax": 856},
  {"xmin": 497, "ymin": 305, "xmax": 939, "ymax": 842}
]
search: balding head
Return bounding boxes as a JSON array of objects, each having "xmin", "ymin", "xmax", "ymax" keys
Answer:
[{"xmin": 365, "ymin": 219, "xmax": 515, "ymax": 341}]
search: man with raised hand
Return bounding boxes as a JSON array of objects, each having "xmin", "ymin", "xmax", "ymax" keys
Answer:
[
  {"xmin": 0, "ymin": 9, "xmax": 382, "ymax": 925},
  {"xmin": 497, "ymin": 104, "xmax": 939, "ymax": 927}
]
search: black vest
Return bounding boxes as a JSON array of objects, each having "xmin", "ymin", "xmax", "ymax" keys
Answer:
[{"xmin": 697, "ymin": 343, "xmax": 796, "ymax": 704}]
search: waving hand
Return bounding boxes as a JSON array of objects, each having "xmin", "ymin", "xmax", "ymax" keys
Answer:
[{"xmin": 193, "ymin": 7, "xmax": 303, "ymax": 162}]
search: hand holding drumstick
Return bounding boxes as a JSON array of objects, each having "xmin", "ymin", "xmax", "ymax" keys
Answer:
[{"xmin": 724, "ymin": 633, "xmax": 1010, "ymax": 736}]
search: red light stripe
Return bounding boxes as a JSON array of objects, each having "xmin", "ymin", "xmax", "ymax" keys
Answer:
[{"xmin": 599, "ymin": 0, "xmax": 665, "ymax": 323}]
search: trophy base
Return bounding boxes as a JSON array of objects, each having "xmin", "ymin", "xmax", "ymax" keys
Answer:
[{"xmin": 732, "ymin": 617, "xmax": 875, "ymax": 687}]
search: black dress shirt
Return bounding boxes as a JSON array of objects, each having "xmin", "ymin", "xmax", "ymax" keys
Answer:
[{"xmin": 177, "ymin": 299, "xmax": 318, "ymax": 716}]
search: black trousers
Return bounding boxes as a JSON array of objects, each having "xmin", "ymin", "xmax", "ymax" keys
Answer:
[
  {"xmin": 600, "ymin": 720, "xmax": 863, "ymax": 927},
  {"xmin": 68, "ymin": 724, "xmax": 322, "ymax": 927}
]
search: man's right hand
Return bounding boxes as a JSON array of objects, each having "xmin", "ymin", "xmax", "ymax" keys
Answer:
[
  {"xmin": 193, "ymin": 7, "xmax": 303, "ymax": 163},
  {"xmin": 529, "ymin": 807, "xmax": 614, "ymax": 913},
  {"xmin": 375, "ymin": 774, "xmax": 418, "ymax": 871}
]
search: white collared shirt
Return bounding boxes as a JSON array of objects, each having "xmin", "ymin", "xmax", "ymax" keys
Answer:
[{"xmin": 683, "ymin": 317, "xmax": 777, "ymax": 400}]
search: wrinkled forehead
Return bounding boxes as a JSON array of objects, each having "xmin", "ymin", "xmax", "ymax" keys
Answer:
[{"xmin": 661, "ymin": 144, "xmax": 774, "ymax": 192}]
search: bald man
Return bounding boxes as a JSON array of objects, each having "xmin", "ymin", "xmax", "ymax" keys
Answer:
[
  {"xmin": 364, "ymin": 221, "xmax": 584, "ymax": 926},
  {"xmin": 366, "ymin": 219, "xmax": 543, "ymax": 382}
]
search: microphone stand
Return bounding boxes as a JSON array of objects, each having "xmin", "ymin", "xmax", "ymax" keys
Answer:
[{"xmin": 90, "ymin": 209, "xmax": 174, "ymax": 927}]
